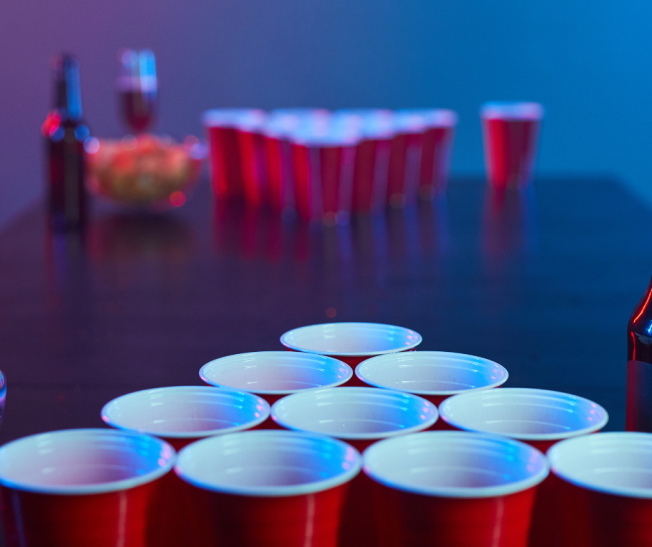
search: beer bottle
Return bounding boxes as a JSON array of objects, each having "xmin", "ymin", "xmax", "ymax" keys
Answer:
[{"xmin": 42, "ymin": 54, "xmax": 89, "ymax": 230}]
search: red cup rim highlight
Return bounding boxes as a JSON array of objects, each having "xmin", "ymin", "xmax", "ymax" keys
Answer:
[
  {"xmin": 0, "ymin": 428, "xmax": 175, "ymax": 496},
  {"xmin": 271, "ymin": 386, "xmax": 438, "ymax": 441},
  {"xmin": 290, "ymin": 113, "xmax": 363, "ymax": 147},
  {"xmin": 363, "ymin": 431, "xmax": 549, "ymax": 499},
  {"xmin": 439, "ymin": 387, "xmax": 609, "ymax": 442},
  {"xmin": 355, "ymin": 351, "xmax": 508, "ymax": 396},
  {"xmin": 201, "ymin": 108, "xmax": 266, "ymax": 130},
  {"xmin": 101, "ymin": 386, "xmax": 270, "ymax": 439},
  {"xmin": 175, "ymin": 429, "xmax": 361, "ymax": 497},
  {"xmin": 334, "ymin": 109, "xmax": 396, "ymax": 139},
  {"xmin": 199, "ymin": 351, "xmax": 353, "ymax": 395},
  {"xmin": 548, "ymin": 432, "xmax": 652, "ymax": 499},
  {"xmin": 480, "ymin": 102, "xmax": 544, "ymax": 120},
  {"xmin": 395, "ymin": 108, "xmax": 458, "ymax": 128},
  {"xmin": 280, "ymin": 322, "xmax": 422, "ymax": 357}
]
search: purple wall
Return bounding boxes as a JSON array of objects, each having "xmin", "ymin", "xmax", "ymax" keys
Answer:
[{"xmin": 2, "ymin": 0, "xmax": 652, "ymax": 226}]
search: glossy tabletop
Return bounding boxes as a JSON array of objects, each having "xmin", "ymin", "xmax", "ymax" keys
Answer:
[{"xmin": 0, "ymin": 176, "xmax": 649, "ymax": 448}]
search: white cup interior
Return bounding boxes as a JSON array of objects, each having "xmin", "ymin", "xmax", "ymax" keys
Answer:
[
  {"xmin": 356, "ymin": 351, "xmax": 508, "ymax": 395},
  {"xmin": 272, "ymin": 387, "xmax": 438, "ymax": 440},
  {"xmin": 549, "ymin": 432, "xmax": 652, "ymax": 498},
  {"xmin": 439, "ymin": 388, "xmax": 608, "ymax": 441},
  {"xmin": 0, "ymin": 429, "xmax": 174, "ymax": 495},
  {"xmin": 363, "ymin": 431, "xmax": 548, "ymax": 498},
  {"xmin": 280, "ymin": 322, "xmax": 422, "ymax": 356},
  {"xmin": 176, "ymin": 430, "xmax": 361, "ymax": 496},
  {"xmin": 101, "ymin": 386, "xmax": 269, "ymax": 438},
  {"xmin": 200, "ymin": 351, "xmax": 352, "ymax": 394}
]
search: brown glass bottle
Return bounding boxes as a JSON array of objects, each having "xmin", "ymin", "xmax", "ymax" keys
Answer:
[
  {"xmin": 627, "ymin": 276, "xmax": 652, "ymax": 431},
  {"xmin": 43, "ymin": 54, "xmax": 89, "ymax": 230}
]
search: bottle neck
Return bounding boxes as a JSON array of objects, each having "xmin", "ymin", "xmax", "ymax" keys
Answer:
[{"xmin": 52, "ymin": 55, "xmax": 82, "ymax": 121}]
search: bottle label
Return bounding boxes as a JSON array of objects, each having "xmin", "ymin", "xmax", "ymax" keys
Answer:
[{"xmin": 627, "ymin": 360, "xmax": 652, "ymax": 432}]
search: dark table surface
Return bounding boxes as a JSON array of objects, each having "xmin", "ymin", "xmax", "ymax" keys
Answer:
[{"xmin": 1, "ymin": 175, "xmax": 650, "ymax": 447}]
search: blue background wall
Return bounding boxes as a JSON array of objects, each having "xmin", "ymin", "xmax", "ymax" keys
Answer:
[{"xmin": 1, "ymin": 0, "xmax": 651, "ymax": 225}]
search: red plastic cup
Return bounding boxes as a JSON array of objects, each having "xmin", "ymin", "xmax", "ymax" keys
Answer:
[
  {"xmin": 403, "ymin": 109, "xmax": 457, "ymax": 199},
  {"xmin": 280, "ymin": 322, "xmax": 422, "ymax": 386},
  {"xmin": 439, "ymin": 388, "xmax": 609, "ymax": 547},
  {"xmin": 199, "ymin": 351, "xmax": 352, "ymax": 407},
  {"xmin": 0, "ymin": 428, "xmax": 174, "ymax": 547},
  {"xmin": 263, "ymin": 109, "xmax": 330, "ymax": 213},
  {"xmin": 355, "ymin": 350, "xmax": 508, "ymax": 411},
  {"xmin": 272, "ymin": 387, "xmax": 438, "ymax": 547},
  {"xmin": 364, "ymin": 431, "xmax": 549, "ymax": 547},
  {"xmin": 102, "ymin": 387, "xmax": 270, "ymax": 538},
  {"xmin": 387, "ymin": 112, "xmax": 426, "ymax": 208},
  {"xmin": 175, "ymin": 429, "xmax": 361, "ymax": 547},
  {"xmin": 334, "ymin": 110, "xmax": 395, "ymax": 215},
  {"xmin": 202, "ymin": 109, "xmax": 267, "ymax": 203},
  {"xmin": 290, "ymin": 113, "xmax": 362, "ymax": 225},
  {"xmin": 481, "ymin": 102, "xmax": 543, "ymax": 190},
  {"xmin": 101, "ymin": 386, "xmax": 269, "ymax": 547},
  {"xmin": 101, "ymin": 386, "xmax": 270, "ymax": 451},
  {"xmin": 548, "ymin": 433, "xmax": 652, "ymax": 547}
]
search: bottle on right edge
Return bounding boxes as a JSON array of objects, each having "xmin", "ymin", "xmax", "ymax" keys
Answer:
[{"xmin": 627, "ymin": 276, "xmax": 652, "ymax": 431}]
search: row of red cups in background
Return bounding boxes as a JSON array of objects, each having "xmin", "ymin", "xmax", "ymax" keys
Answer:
[
  {"xmin": 202, "ymin": 108, "xmax": 457, "ymax": 224},
  {"xmin": 203, "ymin": 103, "xmax": 544, "ymax": 225}
]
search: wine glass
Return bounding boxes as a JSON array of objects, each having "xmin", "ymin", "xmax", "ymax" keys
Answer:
[{"xmin": 117, "ymin": 49, "xmax": 158, "ymax": 134}]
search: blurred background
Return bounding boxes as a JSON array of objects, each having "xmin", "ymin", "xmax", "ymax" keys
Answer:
[{"xmin": 1, "ymin": 0, "xmax": 651, "ymax": 226}]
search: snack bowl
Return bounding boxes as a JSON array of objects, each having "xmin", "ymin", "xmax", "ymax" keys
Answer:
[{"xmin": 86, "ymin": 134, "xmax": 205, "ymax": 209}]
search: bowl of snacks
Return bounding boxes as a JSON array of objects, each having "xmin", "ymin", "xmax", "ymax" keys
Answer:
[{"xmin": 86, "ymin": 134, "xmax": 205, "ymax": 209}]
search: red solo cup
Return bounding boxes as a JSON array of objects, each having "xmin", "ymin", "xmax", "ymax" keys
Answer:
[
  {"xmin": 101, "ymin": 387, "xmax": 269, "ymax": 547},
  {"xmin": 548, "ymin": 433, "xmax": 652, "ymax": 547},
  {"xmin": 439, "ymin": 388, "xmax": 608, "ymax": 547},
  {"xmin": 398, "ymin": 109, "xmax": 457, "ymax": 199},
  {"xmin": 334, "ymin": 109, "xmax": 395, "ymax": 215},
  {"xmin": 263, "ymin": 109, "xmax": 330, "ymax": 213},
  {"xmin": 101, "ymin": 386, "xmax": 270, "ymax": 451},
  {"xmin": 272, "ymin": 387, "xmax": 438, "ymax": 547},
  {"xmin": 355, "ymin": 351, "xmax": 508, "ymax": 417},
  {"xmin": 290, "ymin": 113, "xmax": 362, "ymax": 225},
  {"xmin": 363, "ymin": 431, "xmax": 549, "ymax": 547},
  {"xmin": 280, "ymin": 322, "xmax": 422, "ymax": 386},
  {"xmin": 199, "ymin": 351, "xmax": 352, "ymax": 407},
  {"xmin": 387, "ymin": 112, "xmax": 426, "ymax": 208},
  {"xmin": 175, "ymin": 429, "xmax": 361, "ymax": 547},
  {"xmin": 0, "ymin": 428, "xmax": 174, "ymax": 547},
  {"xmin": 202, "ymin": 109, "xmax": 266, "ymax": 203},
  {"xmin": 481, "ymin": 102, "xmax": 543, "ymax": 190}
]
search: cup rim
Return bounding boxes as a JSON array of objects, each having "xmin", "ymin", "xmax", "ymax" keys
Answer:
[
  {"xmin": 0, "ymin": 428, "xmax": 175, "ymax": 495},
  {"xmin": 548, "ymin": 432, "xmax": 652, "ymax": 499},
  {"xmin": 199, "ymin": 351, "xmax": 353, "ymax": 395},
  {"xmin": 271, "ymin": 386, "xmax": 439, "ymax": 440},
  {"xmin": 439, "ymin": 387, "xmax": 609, "ymax": 441},
  {"xmin": 480, "ymin": 102, "xmax": 544, "ymax": 120},
  {"xmin": 175, "ymin": 430, "xmax": 361, "ymax": 497},
  {"xmin": 355, "ymin": 351, "xmax": 509, "ymax": 396},
  {"xmin": 395, "ymin": 109, "xmax": 458, "ymax": 128},
  {"xmin": 280, "ymin": 322, "xmax": 423, "ymax": 357},
  {"xmin": 363, "ymin": 431, "xmax": 549, "ymax": 498},
  {"xmin": 201, "ymin": 108, "xmax": 266, "ymax": 129},
  {"xmin": 101, "ymin": 386, "xmax": 270, "ymax": 439}
]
